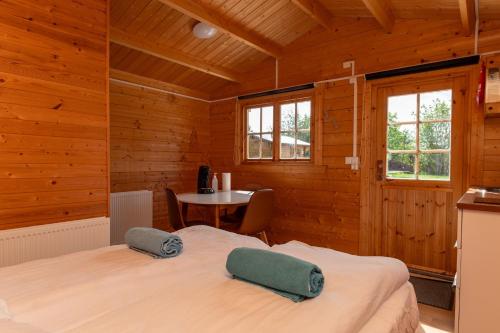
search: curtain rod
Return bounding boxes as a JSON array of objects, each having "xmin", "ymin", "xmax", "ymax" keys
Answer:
[
  {"xmin": 365, "ymin": 55, "xmax": 480, "ymax": 81},
  {"xmin": 237, "ymin": 83, "xmax": 315, "ymax": 100}
]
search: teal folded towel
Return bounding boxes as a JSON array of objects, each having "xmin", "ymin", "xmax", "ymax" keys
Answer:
[
  {"xmin": 125, "ymin": 227, "xmax": 183, "ymax": 258},
  {"xmin": 226, "ymin": 247, "xmax": 324, "ymax": 302}
]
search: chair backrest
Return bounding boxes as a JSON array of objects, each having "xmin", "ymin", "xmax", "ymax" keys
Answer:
[
  {"xmin": 165, "ymin": 188, "xmax": 184, "ymax": 231},
  {"xmin": 238, "ymin": 189, "xmax": 274, "ymax": 235}
]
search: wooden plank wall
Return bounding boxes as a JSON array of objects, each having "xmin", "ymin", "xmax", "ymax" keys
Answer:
[
  {"xmin": 210, "ymin": 79, "xmax": 363, "ymax": 254},
  {"xmin": 482, "ymin": 54, "xmax": 500, "ymax": 186},
  {"xmin": 109, "ymin": 82, "xmax": 210, "ymax": 230},
  {"xmin": 484, "ymin": 116, "xmax": 500, "ymax": 186},
  {"xmin": 209, "ymin": 19, "xmax": 500, "ymax": 254},
  {"xmin": 210, "ymin": 73, "xmax": 499, "ymax": 256},
  {"xmin": 0, "ymin": 0, "xmax": 108, "ymax": 229}
]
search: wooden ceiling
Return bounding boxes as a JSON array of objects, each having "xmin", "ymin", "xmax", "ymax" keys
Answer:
[{"xmin": 110, "ymin": 0, "xmax": 499, "ymax": 99}]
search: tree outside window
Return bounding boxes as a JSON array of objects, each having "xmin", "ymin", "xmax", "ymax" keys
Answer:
[{"xmin": 386, "ymin": 90, "xmax": 452, "ymax": 181}]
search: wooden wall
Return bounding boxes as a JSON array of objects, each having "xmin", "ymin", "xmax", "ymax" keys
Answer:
[
  {"xmin": 210, "ymin": 72, "xmax": 499, "ymax": 256},
  {"xmin": 484, "ymin": 116, "xmax": 500, "ymax": 186},
  {"xmin": 209, "ymin": 19, "xmax": 500, "ymax": 254},
  {"xmin": 0, "ymin": 0, "xmax": 109, "ymax": 229},
  {"xmin": 481, "ymin": 54, "xmax": 500, "ymax": 186},
  {"xmin": 109, "ymin": 82, "xmax": 210, "ymax": 229},
  {"xmin": 210, "ymin": 79, "xmax": 363, "ymax": 254}
]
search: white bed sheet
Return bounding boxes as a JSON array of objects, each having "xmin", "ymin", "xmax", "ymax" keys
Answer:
[
  {"xmin": 360, "ymin": 282, "xmax": 419, "ymax": 333},
  {"xmin": 0, "ymin": 319, "xmax": 47, "ymax": 333},
  {"xmin": 0, "ymin": 226, "xmax": 418, "ymax": 333}
]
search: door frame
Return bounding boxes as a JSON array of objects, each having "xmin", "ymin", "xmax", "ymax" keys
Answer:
[{"xmin": 359, "ymin": 65, "xmax": 482, "ymax": 259}]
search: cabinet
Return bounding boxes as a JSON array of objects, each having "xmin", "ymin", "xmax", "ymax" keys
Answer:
[{"xmin": 455, "ymin": 190, "xmax": 500, "ymax": 332}]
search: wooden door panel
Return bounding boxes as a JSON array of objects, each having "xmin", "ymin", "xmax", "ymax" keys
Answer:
[{"xmin": 382, "ymin": 186, "xmax": 454, "ymax": 274}]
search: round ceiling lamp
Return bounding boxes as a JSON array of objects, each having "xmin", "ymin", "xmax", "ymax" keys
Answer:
[{"xmin": 192, "ymin": 22, "xmax": 218, "ymax": 39}]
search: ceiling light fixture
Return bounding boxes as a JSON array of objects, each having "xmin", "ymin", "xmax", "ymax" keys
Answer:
[{"xmin": 192, "ymin": 22, "xmax": 218, "ymax": 39}]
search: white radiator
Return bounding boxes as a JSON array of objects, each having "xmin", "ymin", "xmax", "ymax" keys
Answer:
[
  {"xmin": 0, "ymin": 217, "xmax": 110, "ymax": 268},
  {"xmin": 110, "ymin": 190, "xmax": 153, "ymax": 245}
]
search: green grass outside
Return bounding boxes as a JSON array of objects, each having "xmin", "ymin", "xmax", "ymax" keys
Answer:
[{"xmin": 387, "ymin": 171, "xmax": 449, "ymax": 181}]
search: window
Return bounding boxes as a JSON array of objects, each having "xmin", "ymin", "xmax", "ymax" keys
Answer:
[
  {"xmin": 386, "ymin": 89, "xmax": 452, "ymax": 181},
  {"xmin": 246, "ymin": 105, "xmax": 274, "ymax": 159},
  {"xmin": 280, "ymin": 100, "xmax": 312, "ymax": 159},
  {"xmin": 244, "ymin": 96, "xmax": 313, "ymax": 161}
]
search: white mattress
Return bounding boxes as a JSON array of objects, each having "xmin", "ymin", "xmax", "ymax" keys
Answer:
[{"xmin": 0, "ymin": 226, "xmax": 419, "ymax": 333}]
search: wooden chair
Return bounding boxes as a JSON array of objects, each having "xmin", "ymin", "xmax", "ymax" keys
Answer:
[
  {"xmin": 220, "ymin": 189, "xmax": 274, "ymax": 244},
  {"xmin": 165, "ymin": 188, "xmax": 209, "ymax": 231}
]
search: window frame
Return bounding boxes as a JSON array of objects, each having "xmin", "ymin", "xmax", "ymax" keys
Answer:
[
  {"xmin": 385, "ymin": 86, "xmax": 453, "ymax": 182},
  {"xmin": 240, "ymin": 91, "xmax": 315, "ymax": 163}
]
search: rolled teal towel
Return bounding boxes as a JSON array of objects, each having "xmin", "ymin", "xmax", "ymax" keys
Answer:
[
  {"xmin": 125, "ymin": 227, "xmax": 183, "ymax": 258},
  {"xmin": 226, "ymin": 247, "xmax": 324, "ymax": 302}
]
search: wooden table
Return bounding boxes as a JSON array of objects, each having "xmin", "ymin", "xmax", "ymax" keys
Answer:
[{"xmin": 177, "ymin": 191, "xmax": 253, "ymax": 228}]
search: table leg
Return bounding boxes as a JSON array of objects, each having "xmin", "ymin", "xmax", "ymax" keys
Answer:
[
  {"xmin": 181, "ymin": 203, "xmax": 188, "ymax": 227},
  {"xmin": 214, "ymin": 205, "xmax": 220, "ymax": 229}
]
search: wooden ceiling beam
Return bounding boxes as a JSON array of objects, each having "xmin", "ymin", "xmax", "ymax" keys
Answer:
[
  {"xmin": 291, "ymin": 0, "xmax": 335, "ymax": 30},
  {"xmin": 458, "ymin": 0, "xmax": 476, "ymax": 36},
  {"xmin": 361, "ymin": 0, "xmax": 395, "ymax": 33},
  {"xmin": 110, "ymin": 28, "xmax": 242, "ymax": 82},
  {"xmin": 109, "ymin": 69, "xmax": 211, "ymax": 101},
  {"xmin": 157, "ymin": 0, "xmax": 283, "ymax": 58}
]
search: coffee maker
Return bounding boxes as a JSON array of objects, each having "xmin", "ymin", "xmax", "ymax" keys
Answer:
[{"xmin": 197, "ymin": 165, "xmax": 214, "ymax": 194}]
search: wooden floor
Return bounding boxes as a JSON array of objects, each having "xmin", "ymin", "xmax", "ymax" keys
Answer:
[{"xmin": 418, "ymin": 304, "xmax": 454, "ymax": 333}]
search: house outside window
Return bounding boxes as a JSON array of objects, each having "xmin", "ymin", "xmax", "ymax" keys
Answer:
[{"xmin": 243, "ymin": 95, "xmax": 313, "ymax": 162}]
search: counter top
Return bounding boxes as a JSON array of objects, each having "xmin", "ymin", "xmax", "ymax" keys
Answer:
[{"xmin": 457, "ymin": 188, "xmax": 500, "ymax": 213}]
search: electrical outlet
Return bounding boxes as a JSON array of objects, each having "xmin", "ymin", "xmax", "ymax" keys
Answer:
[{"xmin": 345, "ymin": 156, "xmax": 360, "ymax": 170}]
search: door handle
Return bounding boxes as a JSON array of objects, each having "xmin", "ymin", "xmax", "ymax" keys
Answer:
[{"xmin": 376, "ymin": 160, "xmax": 384, "ymax": 181}]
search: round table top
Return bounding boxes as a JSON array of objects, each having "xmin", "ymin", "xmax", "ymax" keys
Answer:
[{"xmin": 177, "ymin": 190, "xmax": 253, "ymax": 205}]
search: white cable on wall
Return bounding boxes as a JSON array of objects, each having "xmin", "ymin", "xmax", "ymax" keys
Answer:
[
  {"xmin": 275, "ymin": 58, "xmax": 279, "ymax": 89},
  {"xmin": 341, "ymin": 61, "xmax": 360, "ymax": 171}
]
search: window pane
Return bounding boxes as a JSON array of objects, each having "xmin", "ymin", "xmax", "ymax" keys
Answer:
[
  {"xmin": 388, "ymin": 94, "xmax": 417, "ymax": 123},
  {"xmin": 280, "ymin": 132, "xmax": 295, "ymax": 159},
  {"xmin": 297, "ymin": 130, "xmax": 310, "ymax": 145},
  {"xmin": 387, "ymin": 153, "xmax": 416, "ymax": 179},
  {"xmin": 280, "ymin": 103, "xmax": 295, "ymax": 131},
  {"xmin": 247, "ymin": 134, "xmax": 260, "ymax": 159},
  {"xmin": 261, "ymin": 133, "xmax": 273, "ymax": 159},
  {"xmin": 387, "ymin": 124, "xmax": 416, "ymax": 150},
  {"xmin": 297, "ymin": 130, "xmax": 311, "ymax": 159},
  {"xmin": 262, "ymin": 106, "xmax": 274, "ymax": 132},
  {"xmin": 420, "ymin": 90, "xmax": 452, "ymax": 121},
  {"xmin": 247, "ymin": 108, "xmax": 260, "ymax": 133},
  {"xmin": 296, "ymin": 138, "xmax": 311, "ymax": 159},
  {"xmin": 419, "ymin": 122, "xmax": 451, "ymax": 150},
  {"xmin": 297, "ymin": 101, "xmax": 311, "ymax": 130},
  {"xmin": 419, "ymin": 153, "xmax": 450, "ymax": 180}
]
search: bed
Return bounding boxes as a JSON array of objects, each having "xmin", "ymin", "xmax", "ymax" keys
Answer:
[{"xmin": 0, "ymin": 226, "xmax": 419, "ymax": 333}]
